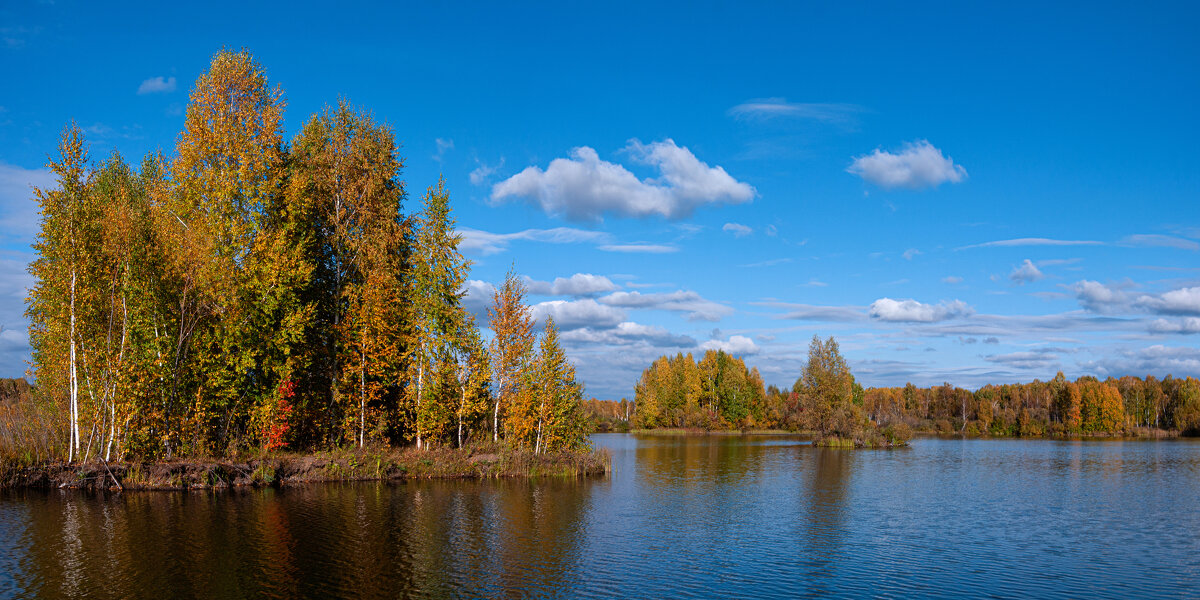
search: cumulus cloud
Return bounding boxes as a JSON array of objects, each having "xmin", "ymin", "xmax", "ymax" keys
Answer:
[
  {"xmin": 599, "ymin": 290, "xmax": 733, "ymax": 322},
  {"xmin": 531, "ymin": 299, "xmax": 625, "ymax": 331},
  {"xmin": 490, "ymin": 139, "xmax": 754, "ymax": 222},
  {"xmin": 868, "ymin": 298, "xmax": 973, "ymax": 323},
  {"xmin": 1148, "ymin": 318, "xmax": 1200, "ymax": 334},
  {"xmin": 525, "ymin": 273, "xmax": 619, "ymax": 297},
  {"xmin": 1136, "ymin": 286, "xmax": 1200, "ymax": 316},
  {"xmin": 457, "ymin": 226, "xmax": 609, "ymax": 255},
  {"xmin": 701, "ymin": 334, "xmax": 759, "ymax": 356},
  {"xmin": 1010, "ymin": 259, "xmax": 1044, "ymax": 284},
  {"xmin": 847, "ymin": 140, "xmax": 967, "ymax": 190},
  {"xmin": 463, "ymin": 279, "xmax": 497, "ymax": 321},
  {"xmin": 723, "ymin": 222, "xmax": 753, "ymax": 237},
  {"xmin": 1071, "ymin": 280, "xmax": 1132, "ymax": 314},
  {"xmin": 137, "ymin": 76, "xmax": 177, "ymax": 94}
]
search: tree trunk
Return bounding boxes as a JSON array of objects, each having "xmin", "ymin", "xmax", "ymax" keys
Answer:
[{"xmin": 69, "ymin": 268, "xmax": 79, "ymax": 462}]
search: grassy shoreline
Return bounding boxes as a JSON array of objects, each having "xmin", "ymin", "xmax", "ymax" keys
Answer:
[{"xmin": 0, "ymin": 445, "xmax": 610, "ymax": 491}]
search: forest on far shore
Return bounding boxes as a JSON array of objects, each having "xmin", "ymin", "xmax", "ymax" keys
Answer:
[{"xmin": 624, "ymin": 335, "xmax": 1200, "ymax": 441}]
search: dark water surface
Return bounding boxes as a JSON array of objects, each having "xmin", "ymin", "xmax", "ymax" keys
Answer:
[{"xmin": 3, "ymin": 435, "xmax": 1199, "ymax": 598}]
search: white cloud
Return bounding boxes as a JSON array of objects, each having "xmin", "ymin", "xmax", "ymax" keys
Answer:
[
  {"xmin": 902, "ymin": 248, "xmax": 921, "ymax": 260},
  {"xmin": 701, "ymin": 334, "xmax": 759, "ymax": 356},
  {"xmin": 1010, "ymin": 259, "xmax": 1044, "ymax": 284},
  {"xmin": 958, "ymin": 238, "xmax": 1103, "ymax": 250},
  {"xmin": 457, "ymin": 226, "xmax": 610, "ymax": 255},
  {"xmin": 727, "ymin": 99, "xmax": 862, "ymax": 124},
  {"xmin": 433, "ymin": 138, "xmax": 454, "ymax": 162},
  {"xmin": 765, "ymin": 224, "xmax": 778, "ymax": 237},
  {"xmin": 599, "ymin": 290, "xmax": 733, "ymax": 322},
  {"xmin": 847, "ymin": 140, "xmax": 966, "ymax": 190},
  {"xmin": 526, "ymin": 273, "xmax": 619, "ymax": 297},
  {"xmin": 723, "ymin": 222, "xmax": 753, "ymax": 237},
  {"xmin": 1136, "ymin": 286, "xmax": 1200, "ymax": 316},
  {"xmin": 490, "ymin": 139, "xmax": 754, "ymax": 222},
  {"xmin": 463, "ymin": 279, "xmax": 497, "ymax": 321},
  {"xmin": 868, "ymin": 298, "xmax": 973, "ymax": 323},
  {"xmin": 469, "ymin": 158, "xmax": 504, "ymax": 186},
  {"xmin": 597, "ymin": 243, "xmax": 678, "ymax": 254},
  {"xmin": 1071, "ymin": 280, "xmax": 1131, "ymax": 313},
  {"xmin": 137, "ymin": 76, "xmax": 177, "ymax": 94},
  {"xmin": 562, "ymin": 322, "xmax": 695, "ymax": 348},
  {"xmin": 531, "ymin": 299, "xmax": 625, "ymax": 331},
  {"xmin": 1149, "ymin": 318, "xmax": 1200, "ymax": 334},
  {"xmin": 942, "ymin": 276, "xmax": 963, "ymax": 284},
  {"xmin": 1120, "ymin": 234, "xmax": 1200, "ymax": 251},
  {"xmin": 1085, "ymin": 345, "xmax": 1200, "ymax": 379},
  {"xmin": 984, "ymin": 349, "xmax": 1062, "ymax": 370},
  {"xmin": 0, "ymin": 162, "xmax": 54, "ymax": 243}
]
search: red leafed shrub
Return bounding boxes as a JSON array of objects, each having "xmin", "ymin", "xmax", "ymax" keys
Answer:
[{"xmin": 265, "ymin": 379, "xmax": 295, "ymax": 451}]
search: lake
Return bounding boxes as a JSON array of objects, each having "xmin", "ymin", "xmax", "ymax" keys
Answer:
[{"xmin": 2, "ymin": 434, "xmax": 1199, "ymax": 598}]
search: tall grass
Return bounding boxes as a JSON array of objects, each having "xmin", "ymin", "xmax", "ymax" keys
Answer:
[{"xmin": 0, "ymin": 393, "xmax": 64, "ymax": 466}]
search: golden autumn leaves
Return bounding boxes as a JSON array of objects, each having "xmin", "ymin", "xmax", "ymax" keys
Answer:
[{"xmin": 27, "ymin": 49, "xmax": 588, "ymax": 461}]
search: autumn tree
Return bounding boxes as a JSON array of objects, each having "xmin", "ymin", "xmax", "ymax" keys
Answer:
[
  {"xmin": 529, "ymin": 318, "xmax": 588, "ymax": 453},
  {"xmin": 289, "ymin": 100, "xmax": 407, "ymax": 446},
  {"xmin": 798, "ymin": 335, "xmax": 856, "ymax": 438},
  {"xmin": 405, "ymin": 177, "xmax": 472, "ymax": 449},
  {"xmin": 488, "ymin": 270, "xmax": 536, "ymax": 441}
]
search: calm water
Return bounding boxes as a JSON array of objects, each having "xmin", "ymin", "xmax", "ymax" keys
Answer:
[{"xmin": 2, "ymin": 435, "xmax": 1199, "ymax": 598}]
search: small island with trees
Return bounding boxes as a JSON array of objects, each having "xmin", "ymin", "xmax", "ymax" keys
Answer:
[{"xmin": 0, "ymin": 50, "xmax": 606, "ymax": 490}]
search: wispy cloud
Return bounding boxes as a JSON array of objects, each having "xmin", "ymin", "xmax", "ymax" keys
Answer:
[
  {"xmin": 847, "ymin": 140, "xmax": 966, "ymax": 190},
  {"xmin": 727, "ymin": 98, "xmax": 863, "ymax": 125},
  {"xmin": 740, "ymin": 257, "xmax": 793, "ymax": 268},
  {"xmin": 902, "ymin": 248, "xmax": 921, "ymax": 260},
  {"xmin": 957, "ymin": 237, "xmax": 1104, "ymax": 251},
  {"xmin": 433, "ymin": 138, "xmax": 454, "ymax": 162},
  {"xmin": 599, "ymin": 290, "xmax": 733, "ymax": 321},
  {"xmin": 722, "ymin": 222, "xmax": 753, "ymax": 237},
  {"xmin": 491, "ymin": 138, "xmax": 754, "ymax": 222},
  {"xmin": 469, "ymin": 157, "xmax": 503, "ymax": 186},
  {"xmin": 137, "ymin": 76, "xmax": 176, "ymax": 94},
  {"xmin": 457, "ymin": 226, "xmax": 610, "ymax": 255},
  {"xmin": 597, "ymin": 244, "xmax": 678, "ymax": 254},
  {"xmin": 1120, "ymin": 234, "xmax": 1200, "ymax": 251}
]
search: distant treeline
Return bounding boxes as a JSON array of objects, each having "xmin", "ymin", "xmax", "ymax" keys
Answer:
[
  {"xmin": 10, "ymin": 50, "xmax": 589, "ymax": 464},
  {"xmin": 632, "ymin": 336, "xmax": 1200, "ymax": 439},
  {"xmin": 858, "ymin": 374, "xmax": 1200, "ymax": 436}
]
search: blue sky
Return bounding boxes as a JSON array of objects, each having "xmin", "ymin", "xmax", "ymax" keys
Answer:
[{"xmin": 2, "ymin": 1, "xmax": 1199, "ymax": 398}]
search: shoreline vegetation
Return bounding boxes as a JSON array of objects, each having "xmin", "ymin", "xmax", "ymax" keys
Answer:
[
  {"xmin": 1, "ymin": 445, "xmax": 610, "ymax": 492},
  {"xmin": 623, "ymin": 334, "xmax": 1200, "ymax": 448},
  {"xmin": 2, "ymin": 49, "xmax": 600, "ymax": 481}
]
